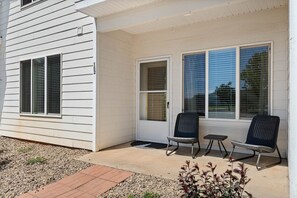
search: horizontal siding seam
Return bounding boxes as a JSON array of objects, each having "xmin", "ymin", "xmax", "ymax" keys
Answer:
[
  {"xmin": 62, "ymin": 65, "xmax": 93, "ymax": 70},
  {"xmin": 1, "ymin": 117, "xmax": 92, "ymax": 126},
  {"xmin": 0, "ymin": 129, "xmax": 92, "ymax": 143},
  {"xmin": 0, "ymin": 123, "xmax": 93, "ymax": 134}
]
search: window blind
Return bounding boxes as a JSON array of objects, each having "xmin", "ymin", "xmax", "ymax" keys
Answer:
[
  {"xmin": 183, "ymin": 53, "xmax": 205, "ymax": 115},
  {"xmin": 209, "ymin": 48, "xmax": 236, "ymax": 119},
  {"xmin": 21, "ymin": 60, "xmax": 31, "ymax": 113},
  {"xmin": 240, "ymin": 45, "xmax": 269, "ymax": 118},
  {"xmin": 47, "ymin": 55, "xmax": 61, "ymax": 114},
  {"xmin": 33, "ymin": 58, "xmax": 45, "ymax": 114}
]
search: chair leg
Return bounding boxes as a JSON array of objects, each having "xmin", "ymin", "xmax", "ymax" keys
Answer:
[
  {"xmin": 231, "ymin": 149, "xmax": 256, "ymax": 162},
  {"xmin": 229, "ymin": 145, "xmax": 235, "ymax": 160},
  {"xmin": 256, "ymin": 152, "xmax": 262, "ymax": 170},
  {"xmin": 190, "ymin": 141, "xmax": 200, "ymax": 159},
  {"xmin": 166, "ymin": 140, "xmax": 179, "ymax": 156},
  {"xmin": 276, "ymin": 145, "xmax": 282, "ymax": 164},
  {"xmin": 264, "ymin": 145, "xmax": 282, "ymax": 169}
]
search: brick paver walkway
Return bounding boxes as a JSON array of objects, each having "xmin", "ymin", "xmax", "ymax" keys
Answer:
[{"xmin": 17, "ymin": 165, "xmax": 134, "ymax": 198}]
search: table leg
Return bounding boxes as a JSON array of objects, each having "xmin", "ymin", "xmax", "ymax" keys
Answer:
[{"xmin": 204, "ymin": 140, "xmax": 213, "ymax": 155}]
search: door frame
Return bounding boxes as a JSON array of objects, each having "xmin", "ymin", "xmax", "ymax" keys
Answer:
[{"xmin": 135, "ymin": 55, "xmax": 172, "ymax": 143}]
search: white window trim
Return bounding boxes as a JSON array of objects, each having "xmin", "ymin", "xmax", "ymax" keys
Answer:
[
  {"xmin": 181, "ymin": 41, "xmax": 273, "ymax": 121},
  {"xmin": 19, "ymin": 53, "xmax": 62, "ymax": 118},
  {"xmin": 20, "ymin": 0, "xmax": 42, "ymax": 9}
]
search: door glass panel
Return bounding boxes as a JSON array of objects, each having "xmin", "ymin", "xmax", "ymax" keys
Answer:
[
  {"xmin": 140, "ymin": 61, "xmax": 167, "ymax": 91},
  {"xmin": 140, "ymin": 93, "xmax": 166, "ymax": 121},
  {"xmin": 139, "ymin": 61, "xmax": 167, "ymax": 122}
]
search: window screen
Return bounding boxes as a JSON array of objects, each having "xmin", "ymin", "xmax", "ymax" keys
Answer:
[
  {"xmin": 21, "ymin": 60, "xmax": 31, "ymax": 113},
  {"xmin": 183, "ymin": 53, "xmax": 205, "ymax": 115},
  {"xmin": 240, "ymin": 45, "xmax": 269, "ymax": 118},
  {"xmin": 47, "ymin": 55, "xmax": 61, "ymax": 114},
  {"xmin": 33, "ymin": 58, "xmax": 45, "ymax": 114},
  {"xmin": 209, "ymin": 48, "xmax": 236, "ymax": 119}
]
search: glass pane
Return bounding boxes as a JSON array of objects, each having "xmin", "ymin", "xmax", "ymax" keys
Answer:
[
  {"xmin": 140, "ymin": 61, "xmax": 167, "ymax": 91},
  {"xmin": 47, "ymin": 55, "xmax": 61, "ymax": 114},
  {"xmin": 209, "ymin": 48, "xmax": 236, "ymax": 119},
  {"xmin": 183, "ymin": 53, "xmax": 205, "ymax": 115},
  {"xmin": 33, "ymin": 58, "xmax": 45, "ymax": 114},
  {"xmin": 21, "ymin": 60, "xmax": 31, "ymax": 113},
  {"xmin": 22, "ymin": 0, "xmax": 32, "ymax": 6},
  {"xmin": 240, "ymin": 45, "xmax": 269, "ymax": 118},
  {"xmin": 140, "ymin": 93, "xmax": 166, "ymax": 121}
]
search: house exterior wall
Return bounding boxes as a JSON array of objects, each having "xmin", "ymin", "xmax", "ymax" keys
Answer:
[
  {"xmin": 0, "ymin": 0, "xmax": 95, "ymax": 150},
  {"xmin": 0, "ymin": 1, "xmax": 9, "ymax": 122},
  {"xmin": 98, "ymin": 31, "xmax": 135, "ymax": 150},
  {"xmin": 289, "ymin": 0, "xmax": 297, "ymax": 197},
  {"xmin": 132, "ymin": 7, "xmax": 288, "ymax": 156}
]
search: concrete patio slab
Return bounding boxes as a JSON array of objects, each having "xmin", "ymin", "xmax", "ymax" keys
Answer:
[{"xmin": 78, "ymin": 142, "xmax": 289, "ymax": 198}]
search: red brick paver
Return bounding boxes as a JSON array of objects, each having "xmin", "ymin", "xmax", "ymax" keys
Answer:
[{"xmin": 17, "ymin": 165, "xmax": 133, "ymax": 198}]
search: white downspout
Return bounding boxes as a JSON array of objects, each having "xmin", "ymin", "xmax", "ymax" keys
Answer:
[{"xmin": 289, "ymin": 0, "xmax": 297, "ymax": 197}]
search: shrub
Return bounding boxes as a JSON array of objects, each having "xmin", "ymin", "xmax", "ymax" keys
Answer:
[
  {"xmin": 26, "ymin": 156, "xmax": 47, "ymax": 165},
  {"xmin": 178, "ymin": 160, "xmax": 252, "ymax": 198}
]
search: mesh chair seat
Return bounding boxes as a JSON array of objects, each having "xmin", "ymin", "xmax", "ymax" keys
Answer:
[
  {"xmin": 167, "ymin": 136, "xmax": 198, "ymax": 144},
  {"xmin": 231, "ymin": 140, "xmax": 275, "ymax": 153},
  {"xmin": 229, "ymin": 115, "xmax": 282, "ymax": 170},
  {"xmin": 166, "ymin": 113, "xmax": 200, "ymax": 158}
]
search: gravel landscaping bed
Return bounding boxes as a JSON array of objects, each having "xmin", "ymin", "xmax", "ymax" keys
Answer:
[
  {"xmin": 0, "ymin": 136, "xmax": 91, "ymax": 197},
  {"xmin": 0, "ymin": 136, "xmax": 183, "ymax": 198},
  {"xmin": 99, "ymin": 173, "xmax": 182, "ymax": 198}
]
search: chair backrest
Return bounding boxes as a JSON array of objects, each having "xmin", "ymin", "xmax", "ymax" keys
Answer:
[
  {"xmin": 174, "ymin": 113, "xmax": 199, "ymax": 138},
  {"xmin": 246, "ymin": 115, "xmax": 280, "ymax": 149}
]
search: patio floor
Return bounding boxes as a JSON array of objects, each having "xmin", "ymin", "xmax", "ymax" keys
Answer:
[{"xmin": 79, "ymin": 142, "xmax": 289, "ymax": 198}]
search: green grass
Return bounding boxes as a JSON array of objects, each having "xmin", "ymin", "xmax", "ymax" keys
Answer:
[
  {"xmin": 26, "ymin": 156, "xmax": 47, "ymax": 165},
  {"xmin": 18, "ymin": 147, "xmax": 33, "ymax": 153}
]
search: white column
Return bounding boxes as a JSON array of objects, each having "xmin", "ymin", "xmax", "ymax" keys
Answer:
[{"xmin": 289, "ymin": 1, "xmax": 297, "ymax": 197}]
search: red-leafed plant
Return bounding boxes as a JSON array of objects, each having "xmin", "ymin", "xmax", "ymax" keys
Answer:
[{"xmin": 178, "ymin": 160, "xmax": 252, "ymax": 198}]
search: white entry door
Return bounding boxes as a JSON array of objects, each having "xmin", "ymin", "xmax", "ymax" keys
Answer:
[{"xmin": 137, "ymin": 58, "xmax": 170, "ymax": 143}]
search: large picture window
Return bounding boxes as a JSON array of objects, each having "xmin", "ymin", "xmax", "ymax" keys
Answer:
[
  {"xmin": 183, "ymin": 44, "xmax": 270, "ymax": 120},
  {"xmin": 20, "ymin": 54, "xmax": 61, "ymax": 115}
]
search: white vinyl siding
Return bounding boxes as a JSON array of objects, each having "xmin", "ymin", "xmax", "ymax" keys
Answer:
[{"xmin": 0, "ymin": 0, "xmax": 94, "ymax": 150}]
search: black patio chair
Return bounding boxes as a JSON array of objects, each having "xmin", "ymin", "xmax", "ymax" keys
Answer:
[
  {"xmin": 229, "ymin": 115, "xmax": 282, "ymax": 170},
  {"xmin": 166, "ymin": 113, "xmax": 200, "ymax": 158}
]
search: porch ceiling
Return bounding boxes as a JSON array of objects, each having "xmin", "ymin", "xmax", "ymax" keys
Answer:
[{"xmin": 76, "ymin": 0, "xmax": 288, "ymax": 34}]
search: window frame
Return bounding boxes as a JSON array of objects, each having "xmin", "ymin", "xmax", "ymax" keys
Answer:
[
  {"xmin": 20, "ymin": 0, "xmax": 41, "ymax": 8},
  {"xmin": 20, "ymin": 53, "xmax": 62, "ymax": 118},
  {"xmin": 181, "ymin": 41, "xmax": 272, "ymax": 121}
]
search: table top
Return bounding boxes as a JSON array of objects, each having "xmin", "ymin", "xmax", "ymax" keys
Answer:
[{"xmin": 204, "ymin": 134, "xmax": 228, "ymax": 141}]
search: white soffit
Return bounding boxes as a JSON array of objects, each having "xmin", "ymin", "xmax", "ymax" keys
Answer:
[
  {"xmin": 75, "ymin": 0, "xmax": 164, "ymax": 18},
  {"xmin": 76, "ymin": 0, "xmax": 288, "ymax": 34}
]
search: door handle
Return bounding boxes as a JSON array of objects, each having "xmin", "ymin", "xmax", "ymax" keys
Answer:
[{"xmin": 167, "ymin": 102, "xmax": 169, "ymax": 109}]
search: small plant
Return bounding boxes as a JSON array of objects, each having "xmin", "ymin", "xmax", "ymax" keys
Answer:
[
  {"xmin": 143, "ymin": 191, "xmax": 160, "ymax": 198},
  {"xmin": 26, "ymin": 156, "xmax": 47, "ymax": 165},
  {"xmin": 127, "ymin": 192, "xmax": 160, "ymax": 198},
  {"xmin": 178, "ymin": 160, "xmax": 252, "ymax": 198},
  {"xmin": 18, "ymin": 147, "xmax": 33, "ymax": 153}
]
